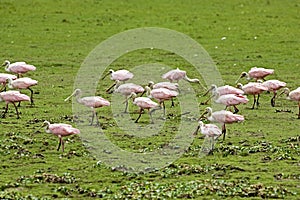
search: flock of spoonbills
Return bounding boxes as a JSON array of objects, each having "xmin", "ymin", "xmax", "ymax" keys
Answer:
[{"xmin": 1, "ymin": 62, "xmax": 300, "ymax": 152}]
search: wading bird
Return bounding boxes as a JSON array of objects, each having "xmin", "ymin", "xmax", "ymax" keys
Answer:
[
  {"xmin": 201, "ymin": 84, "xmax": 244, "ymax": 105},
  {"xmin": 0, "ymin": 73, "xmax": 17, "ymax": 91},
  {"xmin": 112, "ymin": 80, "xmax": 144, "ymax": 113},
  {"xmin": 279, "ymin": 87, "xmax": 300, "ymax": 119},
  {"xmin": 261, "ymin": 79, "xmax": 286, "ymax": 107},
  {"xmin": 127, "ymin": 92, "xmax": 159, "ymax": 123},
  {"xmin": 198, "ymin": 107, "xmax": 244, "ymax": 140},
  {"xmin": 193, "ymin": 120, "xmax": 222, "ymax": 152},
  {"xmin": 162, "ymin": 68, "xmax": 202, "ymax": 85},
  {"xmin": 213, "ymin": 92, "xmax": 249, "ymax": 114},
  {"xmin": 235, "ymin": 67, "xmax": 274, "ymax": 83},
  {"xmin": 42, "ymin": 121, "xmax": 80, "ymax": 152},
  {"xmin": 237, "ymin": 82, "xmax": 268, "ymax": 109},
  {"xmin": 65, "ymin": 89, "xmax": 110, "ymax": 126},
  {"xmin": 145, "ymin": 86, "xmax": 178, "ymax": 117},
  {"xmin": 147, "ymin": 81, "xmax": 179, "ymax": 107},
  {"xmin": 2, "ymin": 60, "xmax": 36, "ymax": 78},
  {"xmin": 102, "ymin": 69, "xmax": 134, "ymax": 93},
  {"xmin": 0, "ymin": 90, "xmax": 30, "ymax": 118},
  {"xmin": 7, "ymin": 77, "xmax": 38, "ymax": 105}
]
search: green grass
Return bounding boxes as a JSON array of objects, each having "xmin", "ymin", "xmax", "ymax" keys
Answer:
[{"xmin": 1, "ymin": 0, "xmax": 300, "ymax": 199}]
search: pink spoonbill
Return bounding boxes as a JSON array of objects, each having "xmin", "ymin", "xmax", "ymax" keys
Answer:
[
  {"xmin": 201, "ymin": 84, "xmax": 244, "ymax": 105},
  {"xmin": 64, "ymin": 89, "xmax": 110, "ymax": 126},
  {"xmin": 147, "ymin": 81, "xmax": 179, "ymax": 107},
  {"xmin": 127, "ymin": 92, "xmax": 159, "ymax": 123},
  {"xmin": 193, "ymin": 120, "xmax": 222, "ymax": 152},
  {"xmin": 42, "ymin": 120, "xmax": 80, "ymax": 152},
  {"xmin": 261, "ymin": 79, "xmax": 286, "ymax": 107},
  {"xmin": 198, "ymin": 107, "xmax": 244, "ymax": 140},
  {"xmin": 7, "ymin": 77, "xmax": 38, "ymax": 105},
  {"xmin": 213, "ymin": 92, "xmax": 249, "ymax": 114},
  {"xmin": 279, "ymin": 87, "xmax": 300, "ymax": 119},
  {"xmin": 145, "ymin": 86, "xmax": 179, "ymax": 117},
  {"xmin": 0, "ymin": 73, "xmax": 17, "ymax": 91},
  {"xmin": 2, "ymin": 60, "xmax": 36, "ymax": 78},
  {"xmin": 102, "ymin": 69, "xmax": 134, "ymax": 93},
  {"xmin": 162, "ymin": 68, "xmax": 205, "ymax": 88},
  {"xmin": 112, "ymin": 80, "xmax": 145, "ymax": 113},
  {"xmin": 0, "ymin": 90, "xmax": 30, "ymax": 118},
  {"xmin": 235, "ymin": 67, "xmax": 274, "ymax": 83},
  {"xmin": 237, "ymin": 82, "xmax": 268, "ymax": 109}
]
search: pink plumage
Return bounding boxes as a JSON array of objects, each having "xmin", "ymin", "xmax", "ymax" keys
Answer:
[
  {"xmin": 213, "ymin": 84, "xmax": 244, "ymax": 95},
  {"xmin": 80, "ymin": 96, "xmax": 110, "ymax": 108},
  {"xmin": 200, "ymin": 107, "xmax": 244, "ymax": 140},
  {"xmin": 43, "ymin": 121, "xmax": 80, "ymax": 151},
  {"xmin": 8, "ymin": 77, "xmax": 38, "ymax": 89},
  {"xmin": 162, "ymin": 68, "xmax": 186, "ymax": 81},
  {"xmin": 0, "ymin": 73, "xmax": 17, "ymax": 85},
  {"xmin": 262, "ymin": 80, "xmax": 286, "ymax": 92},
  {"xmin": 215, "ymin": 94, "xmax": 249, "ymax": 107},
  {"xmin": 0, "ymin": 90, "xmax": 30, "ymax": 118},
  {"xmin": 208, "ymin": 109, "xmax": 244, "ymax": 124},
  {"xmin": 7, "ymin": 77, "xmax": 38, "ymax": 105},
  {"xmin": 281, "ymin": 87, "xmax": 300, "ymax": 119},
  {"xmin": 261, "ymin": 79, "xmax": 286, "ymax": 107},
  {"xmin": 115, "ymin": 83, "xmax": 145, "ymax": 96},
  {"xmin": 288, "ymin": 87, "xmax": 300, "ymax": 102},
  {"xmin": 195, "ymin": 121, "xmax": 222, "ymax": 138},
  {"xmin": 151, "ymin": 81, "xmax": 179, "ymax": 91},
  {"xmin": 0, "ymin": 90, "xmax": 30, "ymax": 103},
  {"xmin": 111, "ymin": 69, "xmax": 133, "ymax": 81},
  {"xmin": 103, "ymin": 69, "xmax": 134, "ymax": 82},
  {"xmin": 162, "ymin": 68, "xmax": 200, "ymax": 83},
  {"xmin": 48, "ymin": 123, "xmax": 80, "ymax": 136},
  {"xmin": 150, "ymin": 88, "xmax": 178, "ymax": 102},
  {"xmin": 114, "ymin": 82, "xmax": 144, "ymax": 113},
  {"xmin": 133, "ymin": 97, "xmax": 158, "ymax": 109},
  {"xmin": 65, "ymin": 89, "xmax": 110, "ymax": 125},
  {"xmin": 248, "ymin": 67, "xmax": 274, "ymax": 80},
  {"xmin": 238, "ymin": 82, "xmax": 268, "ymax": 95},
  {"xmin": 2, "ymin": 60, "xmax": 36, "ymax": 76},
  {"xmin": 237, "ymin": 82, "xmax": 268, "ymax": 109},
  {"xmin": 236, "ymin": 67, "xmax": 274, "ymax": 83}
]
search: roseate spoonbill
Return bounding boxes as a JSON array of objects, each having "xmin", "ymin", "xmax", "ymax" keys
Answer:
[
  {"xmin": 147, "ymin": 81, "xmax": 179, "ymax": 107},
  {"xmin": 279, "ymin": 87, "xmax": 300, "ymax": 119},
  {"xmin": 261, "ymin": 80, "xmax": 286, "ymax": 107},
  {"xmin": 145, "ymin": 86, "xmax": 179, "ymax": 117},
  {"xmin": 7, "ymin": 77, "xmax": 38, "ymax": 105},
  {"xmin": 198, "ymin": 107, "xmax": 244, "ymax": 140},
  {"xmin": 0, "ymin": 90, "xmax": 30, "ymax": 118},
  {"xmin": 42, "ymin": 120, "xmax": 80, "ymax": 152},
  {"xmin": 102, "ymin": 69, "xmax": 134, "ymax": 93},
  {"xmin": 202, "ymin": 84, "xmax": 244, "ymax": 105},
  {"xmin": 64, "ymin": 89, "xmax": 110, "ymax": 126},
  {"xmin": 193, "ymin": 120, "xmax": 222, "ymax": 151},
  {"xmin": 235, "ymin": 67, "xmax": 274, "ymax": 83},
  {"xmin": 112, "ymin": 80, "xmax": 144, "ymax": 113},
  {"xmin": 162, "ymin": 68, "xmax": 205, "ymax": 88},
  {"xmin": 0, "ymin": 73, "xmax": 17, "ymax": 91},
  {"xmin": 237, "ymin": 82, "xmax": 268, "ymax": 109},
  {"xmin": 213, "ymin": 92, "xmax": 249, "ymax": 114},
  {"xmin": 127, "ymin": 92, "xmax": 159, "ymax": 123},
  {"xmin": 2, "ymin": 60, "xmax": 36, "ymax": 78}
]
